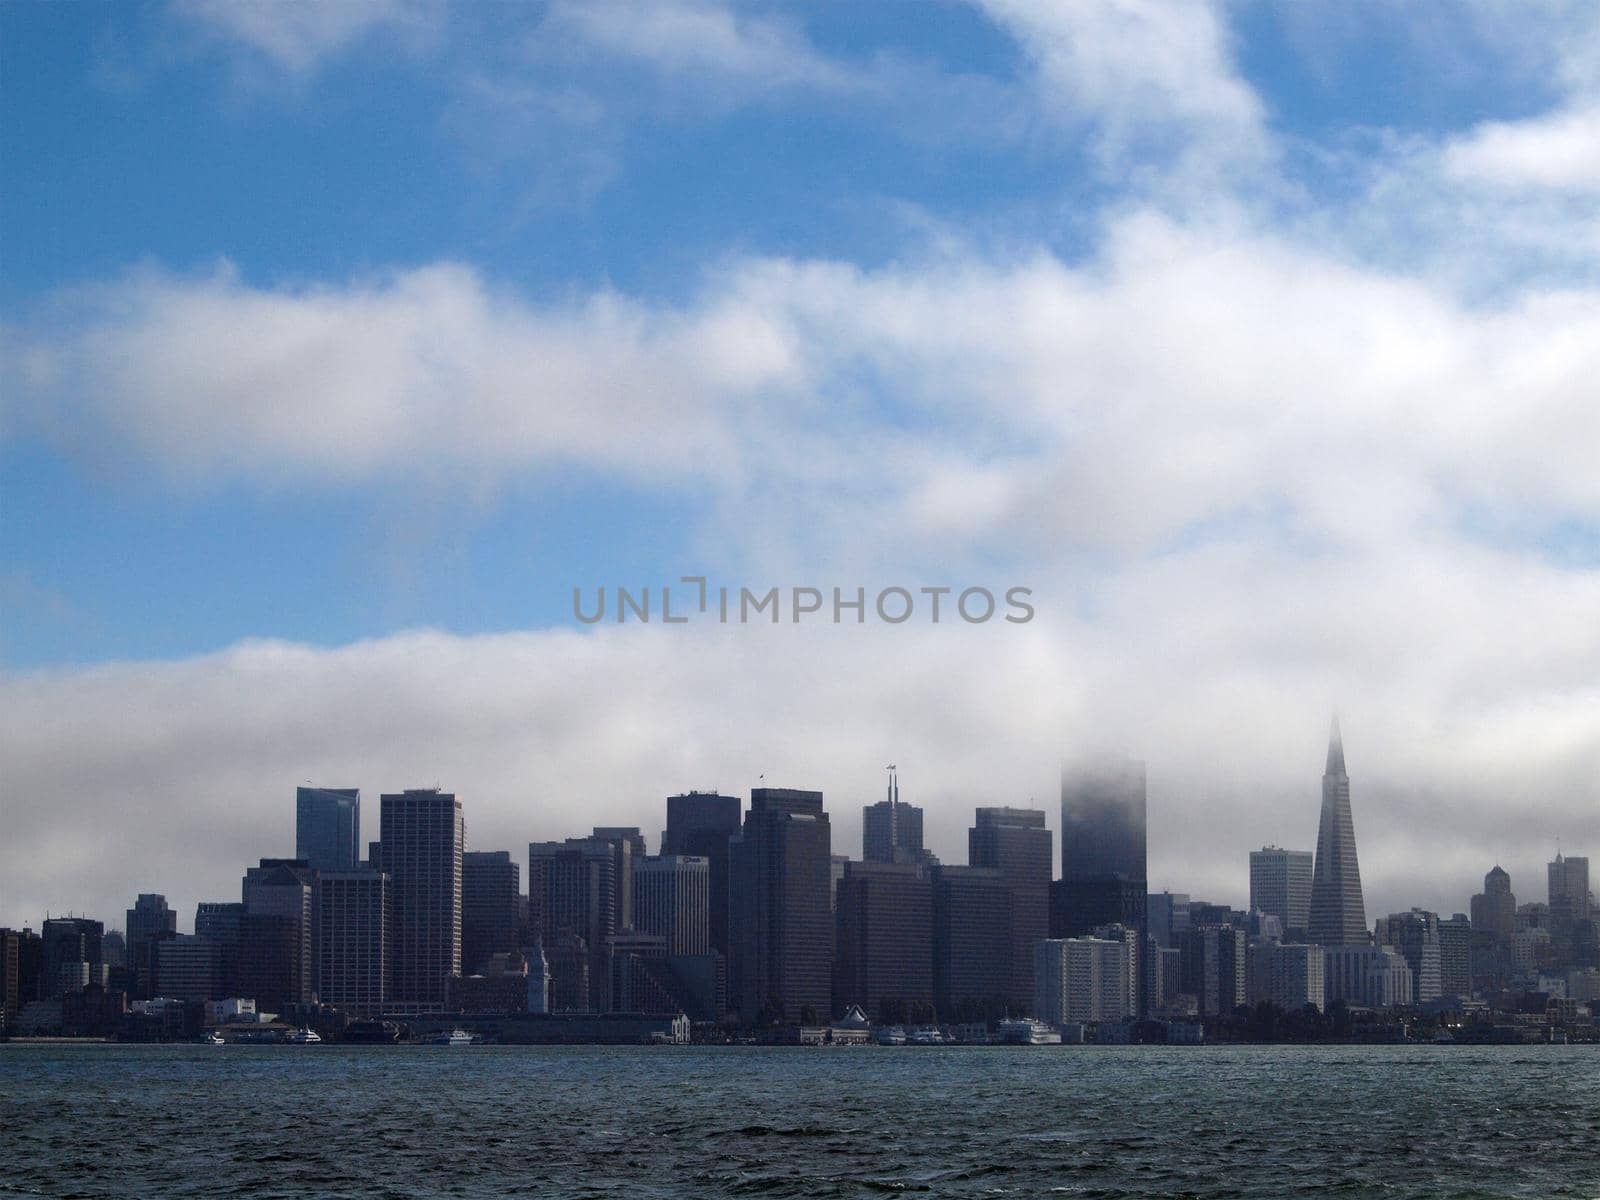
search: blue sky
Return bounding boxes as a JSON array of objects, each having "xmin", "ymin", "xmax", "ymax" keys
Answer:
[{"xmin": 2, "ymin": 1, "xmax": 1598, "ymax": 929}]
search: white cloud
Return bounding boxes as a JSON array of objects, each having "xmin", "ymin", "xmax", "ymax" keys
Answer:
[
  {"xmin": 171, "ymin": 0, "xmax": 440, "ymax": 74},
  {"xmin": 1443, "ymin": 103, "xmax": 1600, "ymax": 193}
]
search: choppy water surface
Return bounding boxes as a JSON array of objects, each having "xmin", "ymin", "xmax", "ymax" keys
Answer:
[{"xmin": 3, "ymin": 1043, "xmax": 1597, "ymax": 1198}]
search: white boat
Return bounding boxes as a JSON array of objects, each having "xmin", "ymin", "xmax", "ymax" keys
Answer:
[
  {"xmin": 427, "ymin": 1028, "xmax": 474, "ymax": 1046},
  {"xmin": 997, "ymin": 1018, "xmax": 1062, "ymax": 1046},
  {"xmin": 203, "ymin": 1031, "xmax": 225, "ymax": 1045},
  {"xmin": 873, "ymin": 1025, "xmax": 906, "ymax": 1046},
  {"xmin": 907, "ymin": 1027, "xmax": 949, "ymax": 1045},
  {"xmin": 286, "ymin": 1028, "xmax": 322, "ymax": 1044}
]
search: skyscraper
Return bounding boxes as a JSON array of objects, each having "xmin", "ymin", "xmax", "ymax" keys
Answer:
[
  {"xmin": 1375, "ymin": 909, "xmax": 1442, "ymax": 1005},
  {"xmin": 862, "ymin": 767, "xmax": 928, "ymax": 865},
  {"xmin": 969, "ymin": 806, "xmax": 1052, "ymax": 1012},
  {"xmin": 1308, "ymin": 717, "xmax": 1367, "ymax": 947},
  {"xmin": 1471, "ymin": 866, "xmax": 1517, "ymax": 940},
  {"xmin": 931, "ymin": 864, "xmax": 1013, "ymax": 1020},
  {"xmin": 295, "ymin": 786, "xmax": 361, "ymax": 873},
  {"xmin": 1549, "ymin": 853, "xmax": 1591, "ymax": 926},
  {"xmin": 662, "ymin": 792, "xmax": 742, "ymax": 959},
  {"xmin": 124, "ymin": 893, "xmax": 177, "ymax": 998},
  {"xmin": 833, "ymin": 860, "xmax": 932, "ymax": 1019},
  {"xmin": 242, "ymin": 859, "xmax": 314, "ymax": 1007},
  {"xmin": 727, "ymin": 788, "xmax": 833, "ymax": 1025},
  {"xmin": 1034, "ymin": 937, "xmax": 1130, "ymax": 1025},
  {"xmin": 316, "ymin": 869, "xmax": 390, "ymax": 1016},
  {"xmin": 529, "ymin": 838, "xmax": 618, "ymax": 1012},
  {"xmin": 1250, "ymin": 847, "xmax": 1314, "ymax": 936},
  {"xmin": 1056, "ymin": 758, "xmax": 1147, "ymax": 1010},
  {"xmin": 381, "ymin": 789, "xmax": 464, "ymax": 1013},
  {"xmin": 633, "ymin": 855, "xmax": 710, "ymax": 956},
  {"xmin": 1438, "ymin": 913, "xmax": 1472, "ymax": 999},
  {"xmin": 462, "ymin": 851, "xmax": 521, "ymax": 975},
  {"xmin": 592, "ymin": 828, "xmax": 646, "ymax": 932},
  {"xmin": 1178, "ymin": 924, "xmax": 1247, "ymax": 1016}
]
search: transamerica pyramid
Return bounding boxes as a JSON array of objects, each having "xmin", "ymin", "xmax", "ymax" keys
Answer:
[{"xmin": 1308, "ymin": 715, "xmax": 1368, "ymax": 946}]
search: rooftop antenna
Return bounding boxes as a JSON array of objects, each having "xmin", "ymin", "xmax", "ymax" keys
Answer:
[{"xmin": 886, "ymin": 764, "xmax": 898, "ymax": 807}]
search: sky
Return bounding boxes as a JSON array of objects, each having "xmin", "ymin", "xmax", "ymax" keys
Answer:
[{"xmin": 2, "ymin": 0, "xmax": 1598, "ymax": 934}]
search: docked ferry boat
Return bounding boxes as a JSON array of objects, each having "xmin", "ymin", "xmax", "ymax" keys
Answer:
[{"xmin": 997, "ymin": 1018, "xmax": 1062, "ymax": 1045}]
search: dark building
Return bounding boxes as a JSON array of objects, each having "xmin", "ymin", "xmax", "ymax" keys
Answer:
[
  {"xmin": 1, "ymin": 928, "xmax": 43, "ymax": 1022},
  {"xmin": 462, "ymin": 851, "xmax": 521, "ymax": 975},
  {"xmin": 1058, "ymin": 755, "xmax": 1148, "ymax": 1010},
  {"xmin": 662, "ymin": 792, "xmax": 742, "ymax": 958},
  {"xmin": 545, "ymin": 930, "xmax": 591, "ymax": 1013},
  {"xmin": 296, "ymin": 786, "xmax": 361, "ymax": 873},
  {"xmin": 243, "ymin": 859, "xmax": 314, "ymax": 1006},
  {"xmin": 931, "ymin": 865, "xmax": 1013, "ymax": 1020},
  {"xmin": 833, "ymin": 860, "xmax": 933, "ymax": 1020},
  {"xmin": 195, "ymin": 902, "xmax": 245, "ymax": 997},
  {"xmin": 591, "ymin": 828, "xmax": 646, "ymax": 933},
  {"xmin": 41, "ymin": 917, "xmax": 103, "ymax": 998},
  {"xmin": 530, "ymin": 838, "xmax": 618, "ymax": 1012},
  {"xmin": 967, "ymin": 807, "xmax": 1051, "ymax": 1013},
  {"xmin": 151, "ymin": 935, "xmax": 221, "ymax": 1001},
  {"xmin": 317, "ymin": 870, "xmax": 391, "ymax": 1017},
  {"xmin": 237, "ymin": 912, "xmax": 306, "ymax": 1011},
  {"xmin": 1179, "ymin": 924, "xmax": 1247, "ymax": 1016},
  {"xmin": 862, "ymin": 768, "xmax": 929, "ymax": 865},
  {"xmin": 728, "ymin": 788, "xmax": 833, "ymax": 1025},
  {"xmin": 125, "ymin": 893, "xmax": 177, "ymax": 999},
  {"xmin": 381, "ymin": 789, "xmax": 465, "ymax": 1013}
]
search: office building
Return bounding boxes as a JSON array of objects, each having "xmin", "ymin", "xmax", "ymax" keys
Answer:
[
  {"xmin": 1550, "ymin": 853, "xmax": 1591, "ymax": 928},
  {"xmin": 1308, "ymin": 718, "xmax": 1368, "ymax": 946},
  {"xmin": 1471, "ymin": 866, "xmax": 1517, "ymax": 941},
  {"xmin": 1439, "ymin": 913, "xmax": 1472, "ymax": 999},
  {"xmin": 41, "ymin": 918, "xmax": 103, "ymax": 999},
  {"xmin": 1248, "ymin": 941, "xmax": 1325, "ymax": 1012},
  {"xmin": 633, "ymin": 855, "xmax": 710, "ymax": 956},
  {"xmin": 1375, "ymin": 909, "xmax": 1443, "ymax": 1005},
  {"xmin": 931, "ymin": 864, "xmax": 1012, "ymax": 1020},
  {"xmin": 296, "ymin": 786, "xmax": 361, "ymax": 873},
  {"xmin": 1147, "ymin": 892, "xmax": 1190, "ymax": 948},
  {"xmin": 728, "ymin": 788, "xmax": 833, "ymax": 1025},
  {"xmin": 1324, "ymin": 945, "xmax": 1413, "ymax": 1009},
  {"xmin": 592, "ymin": 828, "xmax": 646, "ymax": 932},
  {"xmin": 1090, "ymin": 922, "xmax": 1141, "ymax": 1020},
  {"xmin": 530, "ymin": 838, "xmax": 618, "ymax": 1012},
  {"xmin": 462, "ymin": 851, "xmax": 521, "ymax": 975},
  {"xmin": 195, "ymin": 902, "xmax": 245, "ymax": 998},
  {"xmin": 151, "ymin": 935, "xmax": 220, "ymax": 1002},
  {"xmin": 968, "ymin": 806, "xmax": 1052, "ymax": 1013},
  {"xmin": 1034, "ymin": 937, "xmax": 1130, "ymax": 1026},
  {"xmin": 862, "ymin": 767, "xmax": 928, "ymax": 865},
  {"xmin": 1178, "ymin": 924, "xmax": 1247, "ymax": 1016},
  {"xmin": 242, "ymin": 859, "xmax": 314, "ymax": 1005},
  {"xmin": 316, "ymin": 869, "xmax": 390, "ymax": 1016},
  {"xmin": 2, "ymin": 928, "xmax": 44, "ymax": 1023},
  {"xmin": 833, "ymin": 860, "xmax": 933, "ymax": 1018},
  {"xmin": 381, "ymin": 789, "xmax": 464, "ymax": 1013},
  {"xmin": 124, "ymin": 894, "xmax": 177, "ymax": 998},
  {"xmin": 1250, "ymin": 847, "xmax": 1313, "ymax": 937},
  {"xmin": 662, "ymin": 792, "xmax": 741, "ymax": 959}
]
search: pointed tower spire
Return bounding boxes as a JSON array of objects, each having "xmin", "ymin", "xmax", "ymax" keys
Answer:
[{"xmin": 1325, "ymin": 714, "xmax": 1346, "ymax": 777}]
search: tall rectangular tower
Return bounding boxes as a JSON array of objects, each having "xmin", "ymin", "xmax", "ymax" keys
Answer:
[
  {"xmin": 380, "ymin": 789, "xmax": 464, "ymax": 1013},
  {"xmin": 529, "ymin": 837, "xmax": 618, "ymax": 1012},
  {"xmin": 462, "ymin": 850, "xmax": 520, "ymax": 975},
  {"xmin": 1249, "ymin": 847, "xmax": 1314, "ymax": 936},
  {"xmin": 316, "ymin": 870, "xmax": 390, "ymax": 1016},
  {"xmin": 968, "ymin": 806, "xmax": 1052, "ymax": 1013},
  {"xmin": 634, "ymin": 854, "xmax": 710, "ymax": 956},
  {"xmin": 663, "ymin": 792, "xmax": 742, "ymax": 959},
  {"xmin": 296, "ymin": 787, "xmax": 361, "ymax": 873},
  {"xmin": 833, "ymin": 860, "xmax": 932, "ymax": 1018},
  {"xmin": 727, "ymin": 788, "xmax": 832, "ymax": 1025}
]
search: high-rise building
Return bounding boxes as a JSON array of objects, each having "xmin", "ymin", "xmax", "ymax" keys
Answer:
[
  {"xmin": 1375, "ymin": 909, "xmax": 1442, "ymax": 1005},
  {"xmin": 1249, "ymin": 848, "xmax": 1313, "ymax": 937},
  {"xmin": 316, "ymin": 869, "xmax": 390, "ymax": 1016},
  {"xmin": 242, "ymin": 859, "xmax": 314, "ymax": 1005},
  {"xmin": 1034, "ymin": 937, "xmax": 1130, "ymax": 1026},
  {"xmin": 1471, "ymin": 866, "xmax": 1517, "ymax": 941},
  {"xmin": 151, "ymin": 935, "xmax": 220, "ymax": 1001},
  {"xmin": 862, "ymin": 767, "xmax": 928, "ymax": 865},
  {"xmin": 833, "ymin": 860, "xmax": 932, "ymax": 1019},
  {"xmin": 1146, "ymin": 892, "xmax": 1190, "ymax": 948},
  {"xmin": 1308, "ymin": 718, "xmax": 1367, "ymax": 947},
  {"xmin": 462, "ymin": 851, "xmax": 520, "ymax": 975},
  {"xmin": 662, "ymin": 792, "xmax": 742, "ymax": 959},
  {"xmin": 1061, "ymin": 754, "xmax": 1147, "ymax": 882},
  {"xmin": 1439, "ymin": 913, "xmax": 1472, "ymax": 999},
  {"xmin": 634, "ymin": 855, "xmax": 710, "ymax": 956},
  {"xmin": 0, "ymin": 928, "xmax": 40, "ymax": 1024},
  {"xmin": 1324, "ymin": 945, "xmax": 1413, "ymax": 1009},
  {"xmin": 195, "ymin": 902, "xmax": 245, "ymax": 998},
  {"xmin": 1550, "ymin": 853, "xmax": 1591, "ymax": 927},
  {"xmin": 296, "ymin": 786, "xmax": 361, "ymax": 873},
  {"xmin": 381, "ymin": 789, "xmax": 464, "ymax": 1013},
  {"xmin": 1248, "ymin": 942, "xmax": 1325, "ymax": 1012},
  {"xmin": 1178, "ymin": 924, "xmax": 1247, "ymax": 1016},
  {"xmin": 592, "ymin": 828, "xmax": 646, "ymax": 932},
  {"xmin": 727, "ymin": 788, "xmax": 833, "ymax": 1025},
  {"xmin": 41, "ymin": 918, "xmax": 103, "ymax": 999},
  {"xmin": 931, "ymin": 864, "xmax": 1012, "ymax": 1020},
  {"xmin": 1090, "ymin": 922, "xmax": 1141, "ymax": 1020},
  {"xmin": 968, "ymin": 806, "xmax": 1052, "ymax": 1013},
  {"xmin": 530, "ymin": 838, "xmax": 618, "ymax": 1012},
  {"xmin": 124, "ymin": 894, "xmax": 177, "ymax": 999}
]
